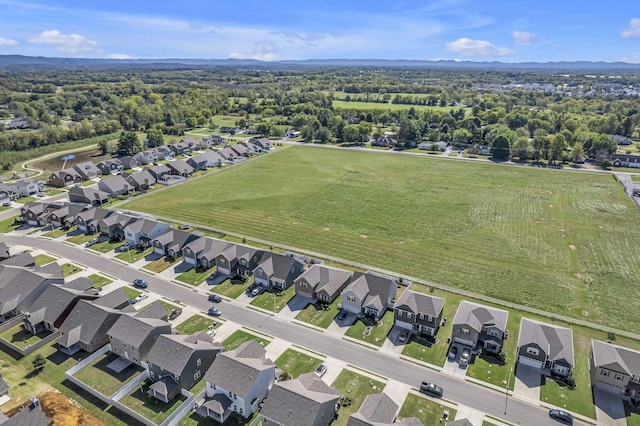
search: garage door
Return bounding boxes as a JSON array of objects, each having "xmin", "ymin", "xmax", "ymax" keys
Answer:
[
  {"xmin": 454, "ymin": 337, "xmax": 474, "ymax": 347},
  {"xmin": 518, "ymin": 356, "xmax": 543, "ymax": 369}
]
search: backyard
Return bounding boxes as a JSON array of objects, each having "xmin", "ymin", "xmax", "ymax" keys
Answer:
[
  {"xmin": 119, "ymin": 387, "xmax": 186, "ymax": 424},
  {"xmin": 120, "ymin": 145, "xmax": 640, "ymax": 331},
  {"xmin": 0, "ymin": 324, "xmax": 51, "ymax": 349},
  {"xmin": 73, "ymin": 352, "xmax": 145, "ymax": 397},
  {"xmin": 274, "ymin": 349, "xmax": 323, "ymax": 379},
  {"xmin": 331, "ymin": 369, "xmax": 386, "ymax": 426}
]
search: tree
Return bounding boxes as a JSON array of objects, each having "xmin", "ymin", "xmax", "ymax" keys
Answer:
[
  {"xmin": 146, "ymin": 128, "xmax": 164, "ymax": 148},
  {"xmin": 548, "ymin": 134, "xmax": 567, "ymax": 165},
  {"xmin": 32, "ymin": 354, "xmax": 46, "ymax": 371},
  {"xmin": 98, "ymin": 139, "xmax": 112, "ymax": 155},
  {"xmin": 256, "ymin": 121, "xmax": 272, "ymax": 136},
  {"xmin": 511, "ymin": 136, "xmax": 531, "ymax": 162},
  {"xmin": 342, "ymin": 124, "xmax": 359, "ymax": 143},
  {"xmin": 315, "ymin": 126, "xmax": 332, "ymax": 143},
  {"xmin": 164, "ymin": 112, "xmax": 176, "ymax": 127},
  {"xmin": 453, "ymin": 128, "xmax": 472, "ymax": 145},
  {"xmin": 571, "ymin": 142, "xmax": 585, "ymax": 164},
  {"xmin": 490, "ymin": 135, "xmax": 510, "ymax": 160},
  {"xmin": 600, "ymin": 158, "xmax": 612, "ymax": 170},
  {"xmin": 117, "ymin": 131, "xmax": 142, "ymax": 155}
]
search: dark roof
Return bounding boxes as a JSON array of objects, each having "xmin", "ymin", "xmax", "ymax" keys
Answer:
[
  {"xmin": 255, "ymin": 253, "xmax": 304, "ymax": 281},
  {"xmin": 108, "ymin": 315, "xmax": 170, "ymax": 348},
  {"xmin": 518, "ymin": 318, "xmax": 574, "ymax": 366},
  {"xmin": 348, "ymin": 393, "xmax": 397, "ymax": 426},
  {"xmin": 1, "ymin": 399, "xmax": 51, "ymax": 426},
  {"xmin": 57, "ymin": 296, "xmax": 124, "ymax": 347},
  {"xmin": 135, "ymin": 301, "xmax": 168, "ymax": 321},
  {"xmin": 0, "ymin": 265, "xmax": 58, "ymax": 316},
  {"xmin": 125, "ymin": 169, "xmax": 155, "ymax": 187},
  {"xmin": 0, "ymin": 373, "xmax": 9, "ymax": 395},
  {"xmin": 93, "ymin": 287, "xmax": 129, "ymax": 308},
  {"xmin": 296, "ymin": 264, "xmax": 352, "ymax": 295},
  {"xmin": 25, "ymin": 284, "xmax": 91, "ymax": 326},
  {"xmin": 64, "ymin": 277, "xmax": 95, "ymax": 292},
  {"xmin": 445, "ymin": 420, "xmax": 473, "ymax": 426},
  {"xmin": 147, "ymin": 333, "xmax": 222, "ymax": 377},
  {"xmin": 0, "ymin": 252, "xmax": 35, "ymax": 268},
  {"xmin": 345, "ymin": 273, "xmax": 397, "ymax": 312},
  {"xmin": 98, "ymin": 175, "xmax": 131, "ymax": 194},
  {"xmin": 75, "ymin": 207, "xmax": 112, "ymax": 224},
  {"xmin": 592, "ymin": 339, "xmax": 640, "ymax": 376},
  {"xmin": 453, "ymin": 301, "xmax": 509, "ymax": 333},
  {"xmin": 394, "ymin": 290, "xmax": 445, "ymax": 318}
]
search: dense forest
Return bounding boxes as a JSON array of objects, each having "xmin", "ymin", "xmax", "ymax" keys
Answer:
[{"xmin": 1, "ymin": 65, "xmax": 639, "ymax": 168}]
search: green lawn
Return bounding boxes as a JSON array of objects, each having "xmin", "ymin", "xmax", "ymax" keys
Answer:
[
  {"xmin": 45, "ymin": 188, "xmax": 64, "ymax": 196},
  {"xmin": 115, "ymin": 247, "xmax": 152, "ymax": 263},
  {"xmin": 74, "ymin": 352, "xmax": 144, "ymax": 396},
  {"xmin": 33, "ymin": 253, "xmax": 57, "ymax": 266},
  {"xmin": 331, "ymin": 369, "xmax": 385, "ymax": 426},
  {"xmin": 210, "ymin": 276, "xmax": 253, "ymax": 299},
  {"xmin": 249, "ymin": 285, "xmax": 296, "ymax": 313},
  {"xmin": 175, "ymin": 315, "xmax": 218, "ymax": 335},
  {"xmin": 61, "ymin": 262, "xmax": 83, "ymax": 277},
  {"xmin": 295, "ymin": 301, "xmax": 341, "ymax": 329},
  {"xmin": 176, "ymin": 266, "xmax": 214, "ymax": 286},
  {"xmin": 628, "ymin": 410, "xmax": 640, "ymax": 426},
  {"xmin": 122, "ymin": 286, "xmax": 141, "ymax": 300},
  {"xmin": 90, "ymin": 239, "xmax": 125, "ymax": 253},
  {"xmin": 540, "ymin": 376, "xmax": 595, "ymax": 419},
  {"xmin": 66, "ymin": 232, "xmax": 97, "ymax": 245},
  {"xmin": 0, "ymin": 215, "xmax": 21, "ymax": 233},
  {"xmin": 120, "ymin": 145, "xmax": 640, "ymax": 331},
  {"xmin": 345, "ymin": 310, "xmax": 394, "ymax": 347},
  {"xmin": 398, "ymin": 393, "xmax": 456, "ymax": 425},
  {"xmin": 0, "ymin": 324, "xmax": 51, "ymax": 349},
  {"xmin": 16, "ymin": 196, "xmax": 37, "ymax": 203},
  {"xmin": 120, "ymin": 387, "xmax": 186, "ymax": 424},
  {"xmin": 274, "ymin": 349, "xmax": 322, "ymax": 379},
  {"xmin": 144, "ymin": 256, "xmax": 179, "ymax": 273},
  {"xmin": 87, "ymin": 273, "xmax": 113, "ymax": 289},
  {"xmin": 222, "ymin": 330, "xmax": 270, "ymax": 351}
]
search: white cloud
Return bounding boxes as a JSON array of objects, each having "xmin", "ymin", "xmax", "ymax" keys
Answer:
[
  {"xmin": 619, "ymin": 53, "xmax": 640, "ymax": 63},
  {"xmin": 512, "ymin": 31, "xmax": 537, "ymax": 46},
  {"xmin": 29, "ymin": 30, "xmax": 98, "ymax": 53},
  {"xmin": 446, "ymin": 37, "xmax": 514, "ymax": 57},
  {"xmin": 107, "ymin": 53, "xmax": 134, "ymax": 59},
  {"xmin": 230, "ymin": 43, "xmax": 281, "ymax": 61},
  {"xmin": 621, "ymin": 18, "xmax": 640, "ymax": 39},
  {"xmin": 0, "ymin": 37, "xmax": 18, "ymax": 47}
]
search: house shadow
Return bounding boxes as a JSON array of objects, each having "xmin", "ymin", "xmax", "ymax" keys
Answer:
[
  {"xmin": 67, "ymin": 229, "xmax": 84, "ymax": 237},
  {"xmin": 144, "ymin": 252, "xmax": 162, "ymax": 262},
  {"xmin": 286, "ymin": 295, "xmax": 309, "ymax": 313},
  {"xmin": 47, "ymin": 347, "xmax": 75, "ymax": 366},
  {"xmin": 593, "ymin": 387, "xmax": 627, "ymax": 420},
  {"xmin": 62, "ymin": 379, "xmax": 111, "ymax": 410},
  {"xmin": 411, "ymin": 334, "xmax": 437, "ymax": 349},
  {"xmin": 172, "ymin": 262, "xmax": 192, "ymax": 274},
  {"xmin": 516, "ymin": 364, "xmax": 542, "ymax": 390}
]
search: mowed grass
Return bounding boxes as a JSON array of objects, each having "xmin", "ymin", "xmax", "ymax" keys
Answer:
[
  {"xmin": 121, "ymin": 146, "xmax": 640, "ymax": 330},
  {"xmin": 331, "ymin": 369, "xmax": 385, "ymax": 426},
  {"xmin": 295, "ymin": 301, "xmax": 341, "ymax": 329},
  {"xmin": 399, "ymin": 393, "xmax": 456, "ymax": 426},
  {"xmin": 222, "ymin": 330, "xmax": 270, "ymax": 351},
  {"xmin": 274, "ymin": 349, "xmax": 323, "ymax": 379}
]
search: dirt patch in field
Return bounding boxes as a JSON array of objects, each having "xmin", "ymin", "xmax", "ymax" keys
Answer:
[
  {"xmin": 575, "ymin": 273, "xmax": 583, "ymax": 279},
  {"xmin": 393, "ymin": 241, "xmax": 405, "ymax": 245},
  {"xmin": 569, "ymin": 244, "xmax": 576, "ymax": 250},
  {"xmin": 322, "ymin": 227, "xmax": 330, "ymax": 231},
  {"xmin": 549, "ymin": 205, "xmax": 554, "ymax": 208},
  {"xmin": 582, "ymin": 310, "xmax": 589, "ymax": 317},
  {"xmin": 292, "ymin": 221, "xmax": 299, "ymax": 225},
  {"xmin": 360, "ymin": 235, "xmax": 368, "ymax": 239},
  {"xmin": 5, "ymin": 389, "xmax": 104, "ymax": 426}
]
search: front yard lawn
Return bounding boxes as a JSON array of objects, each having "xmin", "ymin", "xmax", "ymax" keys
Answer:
[
  {"xmin": 90, "ymin": 239, "xmax": 125, "ymax": 254},
  {"xmin": 175, "ymin": 315, "xmax": 219, "ymax": 335},
  {"xmin": 0, "ymin": 324, "xmax": 51, "ymax": 349},
  {"xmin": 176, "ymin": 266, "xmax": 214, "ymax": 286},
  {"xmin": 16, "ymin": 196, "xmax": 37, "ymax": 203},
  {"xmin": 331, "ymin": 369, "xmax": 386, "ymax": 426},
  {"xmin": 66, "ymin": 232, "xmax": 97, "ymax": 245},
  {"xmin": 540, "ymin": 375, "xmax": 595, "ymax": 419},
  {"xmin": 222, "ymin": 330, "xmax": 270, "ymax": 351},
  {"xmin": 61, "ymin": 262, "xmax": 83, "ymax": 277},
  {"xmin": 73, "ymin": 352, "xmax": 144, "ymax": 397},
  {"xmin": 115, "ymin": 247, "xmax": 152, "ymax": 263},
  {"xmin": 87, "ymin": 273, "xmax": 113, "ymax": 289},
  {"xmin": 120, "ymin": 387, "xmax": 186, "ymax": 424},
  {"xmin": 210, "ymin": 276, "xmax": 253, "ymax": 299},
  {"xmin": 295, "ymin": 301, "xmax": 340, "ymax": 329},
  {"xmin": 628, "ymin": 410, "xmax": 640, "ymax": 426},
  {"xmin": 249, "ymin": 284, "xmax": 296, "ymax": 313},
  {"xmin": 144, "ymin": 256, "xmax": 179, "ymax": 273},
  {"xmin": 399, "ymin": 393, "xmax": 456, "ymax": 426},
  {"xmin": 275, "ymin": 349, "xmax": 322, "ymax": 379},
  {"xmin": 345, "ymin": 310, "xmax": 394, "ymax": 347},
  {"xmin": 0, "ymin": 215, "xmax": 22, "ymax": 234},
  {"xmin": 122, "ymin": 287, "xmax": 141, "ymax": 300},
  {"xmin": 33, "ymin": 253, "xmax": 57, "ymax": 266}
]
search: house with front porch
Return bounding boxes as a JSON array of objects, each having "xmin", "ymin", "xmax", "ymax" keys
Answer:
[
  {"xmin": 340, "ymin": 272, "xmax": 398, "ymax": 319},
  {"xmin": 201, "ymin": 340, "xmax": 275, "ymax": 422},
  {"xmin": 393, "ymin": 290, "xmax": 445, "ymax": 338},
  {"xmin": 124, "ymin": 169, "xmax": 156, "ymax": 191},
  {"xmin": 10, "ymin": 179, "xmax": 44, "ymax": 197},
  {"xmin": 182, "ymin": 237, "xmax": 231, "ymax": 269},
  {"xmin": 294, "ymin": 264, "xmax": 352, "ymax": 304},
  {"xmin": 252, "ymin": 253, "xmax": 305, "ymax": 291},
  {"xmin": 590, "ymin": 339, "xmax": 640, "ymax": 405},
  {"xmin": 517, "ymin": 318, "xmax": 574, "ymax": 377},
  {"xmin": 97, "ymin": 212, "xmax": 137, "ymax": 240},
  {"xmin": 451, "ymin": 301, "xmax": 508, "ymax": 355},
  {"xmin": 107, "ymin": 312, "xmax": 172, "ymax": 367},
  {"xmin": 146, "ymin": 332, "xmax": 223, "ymax": 403},
  {"xmin": 347, "ymin": 392, "xmax": 399, "ymax": 426},
  {"xmin": 68, "ymin": 187, "xmax": 110, "ymax": 206},
  {"xmin": 72, "ymin": 161, "xmax": 101, "ymax": 180},
  {"xmin": 48, "ymin": 204, "xmax": 88, "ymax": 228},
  {"xmin": 96, "ymin": 159, "xmax": 123, "ymax": 175},
  {"xmin": 21, "ymin": 202, "xmax": 60, "ymax": 226},
  {"xmin": 124, "ymin": 218, "xmax": 170, "ymax": 247},
  {"xmin": 75, "ymin": 207, "xmax": 112, "ymax": 233},
  {"xmin": 48, "ymin": 168, "xmax": 82, "ymax": 187},
  {"xmin": 215, "ymin": 244, "xmax": 264, "ymax": 276},
  {"xmin": 152, "ymin": 229, "xmax": 202, "ymax": 258}
]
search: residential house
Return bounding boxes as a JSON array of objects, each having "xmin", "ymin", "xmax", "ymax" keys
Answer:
[
  {"xmin": 154, "ymin": 146, "xmax": 175, "ymax": 160},
  {"xmin": 21, "ymin": 202, "xmax": 60, "ymax": 226},
  {"xmin": 590, "ymin": 339, "xmax": 640, "ymax": 404},
  {"xmin": 96, "ymin": 159, "xmax": 123, "ymax": 175},
  {"xmin": 347, "ymin": 393, "xmax": 398, "ymax": 426},
  {"xmin": 146, "ymin": 332, "xmax": 224, "ymax": 403},
  {"xmin": 294, "ymin": 264, "xmax": 352, "ymax": 304},
  {"xmin": 68, "ymin": 187, "xmax": 110, "ymax": 206},
  {"xmin": 97, "ymin": 175, "xmax": 133, "ymax": 197},
  {"xmin": 393, "ymin": 290, "xmax": 445, "ymax": 337},
  {"xmin": 133, "ymin": 150, "xmax": 158, "ymax": 165},
  {"xmin": 75, "ymin": 207, "xmax": 112, "ymax": 233},
  {"xmin": 0, "ymin": 252, "xmax": 35, "ymax": 268},
  {"xmin": 0, "ymin": 263, "xmax": 64, "ymax": 321},
  {"xmin": 253, "ymin": 253, "xmax": 305, "ymax": 291},
  {"xmin": 10, "ymin": 179, "xmax": 44, "ymax": 197},
  {"xmin": 166, "ymin": 159, "xmax": 195, "ymax": 177},
  {"xmin": 517, "ymin": 318, "xmax": 574, "ymax": 377},
  {"xmin": 245, "ymin": 126, "xmax": 258, "ymax": 135},
  {"xmin": 97, "ymin": 212, "xmax": 137, "ymax": 240},
  {"xmin": 418, "ymin": 141, "xmax": 447, "ymax": 151},
  {"xmin": 57, "ymin": 288, "xmax": 130, "ymax": 355},
  {"xmin": 230, "ymin": 143, "xmax": 250, "ymax": 157},
  {"xmin": 611, "ymin": 154, "xmax": 640, "ymax": 169},
  {"xmin": 181, "ymin": 137, "xmax": 200, "ymax": 151},
  {"xmin": 124, "ymin": 218, "xmax": 170, "ymax": 247},
  {"xmin": 48, "ymin": 204, "xmax": 88, "ymax": 228},
  {"xmin": 340, "ymin": 272, "xmax": 398, "ymax": 319},
  {"xmin": 217, "ymin": 147, "xmax": 239, "ymax": 162},
  {"xmin": 72, "ymin": 162, "xmax": 101, "ymax": 180},
  {"xmin": 0, "ymin": 373, "xmax": 9, "ymax": 402},
  {"xmin": 182, "ymin": 237, "xmax": 231, "ymax": 269},
  {"xmin": 6, "ymin": 117, "xmax": 30, "ymax": 129},
  {"xmin": 0, "ymin": 397, "xmax": 51, "ymax": 426},
  {"xmin": 261, "ymin": 372, "xmax": 342, "ymax": 426},
  {"xmin": 152, "ymin": 228, "xmax": 202, "ymax": 258},
  {"xmin": 215, "ymin": 244, "xmax": 264, "ymax": 276},
  {"xmin": 0, "ymin": 183, "xmax": 16, "ymax": 202},
  {"xmin": 202, "ymin": 340, "xmax": 275, "ymax": 422},
  {"xmin": 249, "ymin": 137, "xmax": 272, "ymax": 151},
  {"xmin": 23, "ymin": 282, "xmax": 99, "ymax": 334},
  {"xmin": 371, "ymin": 135, "xmax": 397, "ymax": 148},
  {"xmin": 148, "ymin": 164, "xmax": 172, "ymax": 182},
  {"xmin": 187, "ymin": 151, "xmax": 224, "ymax": 170},
  {"xmin": 119, "ymin": 156, "xmax": 138, "ymax": 170},
  {"xmin": 609, "ymin": 134, "xmax": 633, "ymax": 145},
  {"xmin": 124, "ymin": 169, "xmax": 156, "ymax": 191},
  {"xmin": 220, "ymin": 126, "xmax": 241, "ymax": 134},
  {"xmin": 169, "ymin": 142, "xmax": 191, "ymax": 156},
  {"xmin": 451, "ymin": 301, "xmax": 509, "ymax": 355},
  {"xmin": 238, "ymin": 141, "xmax": 261, "ymax": 155},
  {"xmin": 108, "ymin": 310, "xmax": 172, "ymax": 366},
  {"xmin": 210, "ymin": 134, "xmax": 225, "ymax": 145},
  {"xmin": 48, "ymin": 168, "xmax": 82, "ymax": 187}
]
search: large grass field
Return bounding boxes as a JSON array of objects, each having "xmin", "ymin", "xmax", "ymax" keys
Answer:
[{"xmin": 121, "ymin": 146, "xmax": 640, "ymax": 330}]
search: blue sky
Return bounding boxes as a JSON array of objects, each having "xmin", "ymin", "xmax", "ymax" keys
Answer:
[{"xmin": 0, "ymin": 0, "xmax": 639, "ymax": 62}]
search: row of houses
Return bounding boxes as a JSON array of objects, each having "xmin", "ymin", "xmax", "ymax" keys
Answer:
[{"xmin": 0, "ymin": 179, "xmax": 46, "ymax": 202}]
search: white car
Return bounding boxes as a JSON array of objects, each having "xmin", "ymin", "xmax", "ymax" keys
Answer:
[
  {"xmin": 134, "ymin": 292, "xmax": 149, "ymax": 303},
  {"xmin": 314, "ymin": 364, "xmax": 327, "ymax": 377}
]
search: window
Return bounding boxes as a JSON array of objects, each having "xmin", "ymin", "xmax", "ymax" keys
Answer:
[
  {"xmin": 122, "ymin": 343, "xmax": 127, "ymax": 348},
  {"xmin": 600, "ymin": 370, "xmax": 610, "ymax": 377},
  {"xmin": 615, "ymin": 373, "xmax": 624, "ymax": 381},
  {"xmin": 346, "ymin": 295, "xmax": 356, "ymax": 302},
  {"xmin": 299, "ymin": 282, "xmax": 307, "ymax": 288},
  {"xmin": 526, "ymin": 347, "xmax": 539, "ymax": 356},
  {"xmin": 320, "ymin": 294, "xmax": 328, "ymax": 301},
  {"xmin": 407, "ymin": 313, "xmax": 413, "ymax": 319},
  {"xmin": 461, "ymin": 328, "xmax": 470, "ymax": 335},
  {"xmin": 194, "ymin": 370, "xmax": 201, "ymax": 380},
  {"xmin": 150, "ymin": 371, "xmax": 155, "ymax": 379}
]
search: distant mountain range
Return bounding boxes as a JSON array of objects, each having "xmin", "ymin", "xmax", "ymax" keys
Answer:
[{"xmin": 1, "ymin": 54, "xmax": 640, "ymax": 71}]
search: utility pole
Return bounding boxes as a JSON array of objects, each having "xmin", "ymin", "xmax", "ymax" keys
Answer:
[{"xmin": 504, "ymin": 366, "xmax": 513, "ymax": 415}]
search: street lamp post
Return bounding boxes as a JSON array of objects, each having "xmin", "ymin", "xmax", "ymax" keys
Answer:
[{"xmin": 504, "ymin": 366, "xmax": 513, "ymax": 415}]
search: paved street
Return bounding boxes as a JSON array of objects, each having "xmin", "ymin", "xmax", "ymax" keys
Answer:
[{"xmin": 0, "ymin": 234, "xmax": 594, "ymax": 425}]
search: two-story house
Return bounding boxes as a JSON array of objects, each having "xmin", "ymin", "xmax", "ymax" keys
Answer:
[
  {"xmin": 124, "ymin": 218, "xmax": 170, "ymax": 247},
  {"xmin": 152, "ymin": 229, "xmax": 202, "ymax": 258},
  {"xmin": 169, "ymin": 142, "xmax": 191, "ymax": 156},
  {"xmin": 21, "ymin": 202, "xmax": 60, "ymax": 226},
  {"xmin": 107, "ymin": 310, "xmax": 172, "ymax": 366},
  {"xmin": 0, "ymin": 183, "xmax": 16, "ymax": 202},
  {"xmin": 0, "ymin": 263, "xmax": 64, "ymax": 321},
  {"xmin": 119, "ymin": 156, "xmax": 138, "ymax": 170},
  {"xmin": 10, "ymin": 179, "xmax": 44, "ymax": 197},
  {"xmin": 217, "ymin": 147, "xmax": 238, "ymax": 162},
  {"xmin": 517, "ymin": 318, "xmax": 574, "ymax": 377},
  {"xmin": 202, "ymin": 340, "xmax": 275, "ymax": 422},
  {"xmin": 249, "ymin": 137, "xmax": 272, "ymax": 151},
  {"xmin": 215, "ymin": 244, "xmax": 264, "ymax": 276},
  {"xmin": 98, "ymin": 212, "xmax": 137, "ymax": 240},
  {"xmin": 347, "ymin": 392, "xmax": 399, "ymax": 426},
  {"xmin": 148, "ymin": 164, "xmax": 172, "ymax": 182},
  {"xmin": 295, "ymin": 264, "xmax": 352, "ymax": 304},
  {"xmin": 261, "ymin": 372, "xmax": 342, "ymax": 426},
  {"xmin": 124, "ymin": 169, "xmax": 156, "ymax": 191},
  {"xmin": 96, "ymin": 159, "xmax": 123, "ymax": 175},
  {"xmin": 451, "ymin": 301, "xmax": 509, "ymax": 355},
  {"xmin": 182, "ymin": 237, "xmax": 231, "ymax": 269},
  {"xmin": 133, "ymin": 150, "xmax": 158, "ymax": 166},
  {"xmin": 72, "ymin": 162, "xmax": 101, "ymax": 180},
  {"xmin": 146, "ymin": 332, "xmax": 224, "ymax": 403},
  {"xmin": 590, "ymin": 339, "xmax": 640, "ymax": 404},
  {"xmin": 75, "ymin": 207, "xmax": 112, "ymax": 234},
  {"xmin": 48, "ymin": 204, "xmax": 88, "ymax": 229},
  {"xmin": 340, "ymin": 272, "xmax": 398, "ymax": 319},
  {"xmin": 252, "ymin": 253, "xmax": 305, "ymax": 291},
  {"xmin": 393, "ymin": 290, "xmax": 445, "ymax": 337},
  {"xmin": 48, "ymin": 168, "xmax": 82, "ymax": 187},
  {"xmin": 154, "ymin": 146, "xmax": 174, "ymax": 160}
]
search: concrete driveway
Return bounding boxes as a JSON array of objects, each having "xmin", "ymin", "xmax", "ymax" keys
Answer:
[
  {"xmin": 380, "ymin": 326, "xmax": 409, "ymax": 356},
  {"xmin": 593, "ymin": 387, "xmax": 627, "ymax": 426},
  {"xmin": 512, "ymin": 365, "xmax": 541, "ymax": 404},
  {"xmin": 277, "ymin": 295, "xmax": 309, "ymax": 320}
]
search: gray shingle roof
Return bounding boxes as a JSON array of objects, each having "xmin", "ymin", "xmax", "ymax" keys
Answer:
[
  {"xmin": 57, "ymin": 295, "xmax": 125, "ymax": 348},
  {"xmin": 255, "ymin": 253, "xmax": 303, "ymax": 281},
  {"xmin": 297, "ymin": 264, "xmax": 352, "ymax": 295},
  {"xmin": 445, "ymin": 420, "xmax": 473, "ymax": 426},
  {"xmin": 348, "ymin": 393, "xmax": 397, "ymax": 426},
  {"xmin": 518, "ymin": 318, "xmax": 574, "ymax": 366},
  {"xmin": 592, "ymin": 339, "xmax": 640, "ymax": 376},
  {"xmin": 147, "ymin": 333, "xmax": 222, "ymax": 377},
  {"xmin": 125, "ymin": 169, "xmax": 154, "ymax": 187},
  {"xmin": 452, "ymin": 301, "xmax": 508, "ymax": 333},
  {"xmin": 92, "ymin": 288, "xmax": 129, "ymax": 308},
  {"xmin": 98, "ymin": 175, "xmax": 131, "ymax": 194},
  {"xmin": 25, "ymin": 284, "xmax": 90, "ymax": 326},
  {"xmin": 394, "ymin": 290, "xmax": 445, "ymax": 318},
  {"xmin": 0, "ymin": 265, "xmax": 54, "ymax": 316},
  {"xmin": 135, "ymin": 301, "xmax": 168, "ymax": 321},
  {"xmin": 0, "ymin": 252, "xmax": 35, "ymax": 268},
  {"xmin": 346, "ymin": 273, "xmax": 397, "ymax": 312},
  {"xmin": 183, "ymin": 237, "xmax": 230, "ymax": 261},
  {"xmin": 75, "ymin": 207, "xmax": 112, "ymax": 225},
  {"xmin": 107, "ymin": 315, "xmax": 169, "ymax": 348},
  {"xmin": 398, "ymin": 417, "xmax": 424, "ymax": 426},
  {"xmin": 0, "ymin": 373, "xmax": 9, "ymax": 395},
  {"xmin": 1, "ymin": 399, "xmax": 51, "ymax": 426}
]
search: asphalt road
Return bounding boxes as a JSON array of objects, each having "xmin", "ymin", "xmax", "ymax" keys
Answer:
[{"xmin": 1, "ymin": 234, "xmax": 589, "ymax": 426}]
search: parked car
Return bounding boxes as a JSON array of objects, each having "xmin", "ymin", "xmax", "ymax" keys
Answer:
[
  {"xmin": 169, "ymin": 308, "xmax": 183, "ymax": 320},
  {"xmin": 207, "ymin": 271, "xmax": 219, "ymax": 281},
  {"xmin": 398, "ymin": 330, "xmax": 409, "ymax": 343},
  {"xmin": 179, "ymin": 223, "xmax": 191, "ymax": 230},
  {"xmin": 419, "ymin": 382, "xmax": 443, "ymax": 398},
  {"xmin": 459, "ymin": 348, "xmax": 471, "ymax": 367},
  {"xmin": 85, "ymin": 238, "xmax": 100, "ymax": 247},
  {"xmin": 119, "ymin": 243, "xmax": 133, "ymax": 252},
  {"xmin": 246, "ymin": 284, "xmax": 258, "ymax": 294},
  {"xmin": 337, "ymin": 310, "xmax": 347, "ymax": 321},
  {"xmin": 208, "ymin": 294, "xmax": 222, "ymax": 303},
  {"xmin": 206, "ymin": 326, "xmax": 217, "ymax": 337},
  {"xmin": 135, "ymin": 292, "xmax": 149, "ymax": 303},
  {"xmin": 314, "ymin": 364, "xmax": 327, "ymax": 377},
  {"xmin": 549, "ymin": 409, "xmax": 573, "ymax": 424},
  {"xmin": 73, "ymin": 183, "xmax": 82, "ymax": 187},
  {"xmin": 133, "ymin": 278, "xmax": 148, "ymax": 288},
  {"xmin": 447, "ymin": 346, "xmax": 458, "ymax": 361},
  {"xmin": 208, "ymin": 307, "xmax": 221, "ymax": 316},
  {"xmin": 37, "ymin": 192, "xmax": 46, "ymax": 197},
  {"xmin": 251, "ymin": 285, "xmax": 265, "ymax": 296}
]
